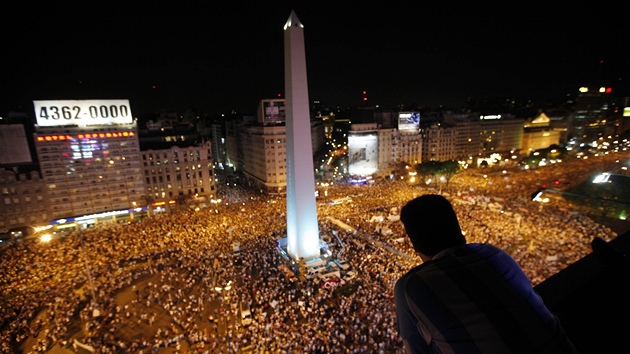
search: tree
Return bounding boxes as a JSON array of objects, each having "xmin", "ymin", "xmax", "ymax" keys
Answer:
[
  {"xmin": 415, "ymin": 161, "xmax": 441, "ymax": 185},
  {"xmin": 439, "ymin": 160, "xmax": 462, "ymax": 188},
  {"xmin": 413, "ymin": 160, "xmax": 462, "ymax": 189}
]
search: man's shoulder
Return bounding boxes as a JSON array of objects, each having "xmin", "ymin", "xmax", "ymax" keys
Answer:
[
  {"xmin": 398, "ymin": 261, "xmax": 444, "ymax": 285},
  {"xmin": 396, "ymin": 264, "xmax": 427, "ymax": 286},
  {"xmin": 465, "ymin": 243, "xmax": 511, "ymax": 259}
]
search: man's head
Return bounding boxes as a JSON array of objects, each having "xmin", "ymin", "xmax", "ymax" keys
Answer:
[{"xmin": 400, "ymin": 194, "xmax": 466, "ymax": 258}]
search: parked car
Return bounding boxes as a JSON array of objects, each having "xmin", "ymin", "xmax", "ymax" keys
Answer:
[
  {"xmin": 341, "ymin": 270, "xmax": 357, "ymax": 282},
  {"xmin": 316, "ymin": 269, "xmax": 341, "ymax": 282},
  {"xmin": 304, "ymin": 257, "xmax": 327, "ymax": 269},
  {"xmin": 336, "ymin": 259, "xmax": 350, "ymax": 270},
  {"xmin": 327, "ymin": 261, "xmax": 340, "ymax": 272},
  {"xmin": 240, "ymin": 301, "xmax": 252, "ymax": 326},
  {"xmin": 306, "ymin": 265, "xmax": 327, "ymax": 279},
  {"xmin": 279, "ymin": 264, "xmax": 298, "ymax": 282}
]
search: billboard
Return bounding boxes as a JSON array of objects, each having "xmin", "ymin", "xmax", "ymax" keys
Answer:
[
  {"xmin": 348, "ymin": 132, "xmax": 378, "ymax": 176},
  {"xmin": 398, "ymin": 112, "xmax": 420, "ymax": 131},
  {"xmin": 33, "ymin": 99, "xmax": 133, "ymax": 127},
  {"xmin": 259, "ymin": 99, "xmax": 286, "ymax": 124}
]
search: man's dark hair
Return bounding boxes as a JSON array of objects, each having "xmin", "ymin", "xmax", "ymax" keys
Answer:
[{"xmin": 400, "ymin": 194, "xmax": 466, "ymax": 257}]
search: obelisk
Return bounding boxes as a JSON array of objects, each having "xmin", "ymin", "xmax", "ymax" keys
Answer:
[{"xmin": 284, "ymin": 10, "xmax": 320, "ymax": 260}]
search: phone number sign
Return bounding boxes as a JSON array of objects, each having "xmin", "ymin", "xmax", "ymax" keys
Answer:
[{"xmin": 34, "ymin": 99, "xmax": 133, "ymax": 127}]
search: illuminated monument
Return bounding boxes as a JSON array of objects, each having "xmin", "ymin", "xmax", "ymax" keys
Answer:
[{"xmin": 283, "ymin": 11, "xmax": 320, "ymax": 260}]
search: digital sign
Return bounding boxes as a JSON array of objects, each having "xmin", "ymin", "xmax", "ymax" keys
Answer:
[
  {"xmin": 36, "ymin": 131, "xmax": 135, "ymax": 142},
  {"xmin": 34, "ymin": 99, "xmax": 133, "ymax": 127},
  {"xmin": 348, "ymin": 132, "xmax": 378, "ymax": 176},
  {"xmin": 259, "ymin": 99, "xmax": 286, "ymax": 124},
  {"xmin": 398, "ymin": 112, "xmax": 420, "ymax": 131}
]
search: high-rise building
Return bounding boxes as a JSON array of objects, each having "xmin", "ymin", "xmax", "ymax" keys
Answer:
[
  {"xmin": 570, "ymin": 86, "xmax": 612, "ymax": 145},
  {"xmin": 241, "ymin": 124, "xmax": 288, "ymax": 195},
  {"xmin": 32, "ymin": 99, "xmax": 145, "ymax": 226}
]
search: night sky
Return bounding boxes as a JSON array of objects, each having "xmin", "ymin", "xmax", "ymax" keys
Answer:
[{"xmin": 3, "ymin": 1, "xmax": 628, "ymax": 118}]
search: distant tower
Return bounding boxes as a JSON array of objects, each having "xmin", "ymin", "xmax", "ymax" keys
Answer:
[{"xmin": 284, "ymin": 11, "xmax": 320, "ymax": 260}]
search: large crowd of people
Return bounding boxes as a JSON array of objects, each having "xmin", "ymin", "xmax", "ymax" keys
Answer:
[{"xmin": 0, "ymin": 153, "xmax": 626, "ymax": 353}]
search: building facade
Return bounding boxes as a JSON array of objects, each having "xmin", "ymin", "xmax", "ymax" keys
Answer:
[
  {"xmin": 140, "ymin": 141, "xmax": 215, "ymax": 209},
  {"xmin": 571, "ymin": 86, "xmax": 612, "ymax": 145},
  {"xmin": 241, "ymin": 125, "xmax": 287, "ymax": 194},
  {"xmin": 0, "ymin": 169, "xmax": 48, "ymax": 231},
  {"xmin": 237, "ymin": 119, "xmax": 325, "ymax": 195},
  {"xmin": 421, "ymin": 122, "xmax": 457, "ymax": 162},
  {"xmin": 522, "ymin": 112, "xmax": 562, "ymax": 153},
  {"xmin": 35, "ymin": 124, "xmax": 145, "ymax": 221}
]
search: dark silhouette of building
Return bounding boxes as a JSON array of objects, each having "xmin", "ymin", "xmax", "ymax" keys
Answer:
[{"xmin": 534, "ymin": 230, "xmax": 630, "ymax": 353}]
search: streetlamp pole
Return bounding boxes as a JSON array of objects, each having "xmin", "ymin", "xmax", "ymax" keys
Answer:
[{"xmin": 79, "ymin": 228, "xmax": 98, "ymax": 308}]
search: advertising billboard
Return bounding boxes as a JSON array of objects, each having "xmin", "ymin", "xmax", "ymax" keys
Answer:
[
  {"xmin": 348, "ymin": 132, "xmax": 378, "ymax": 176},
  {"xmin": 259, "ymin": 99, "xmax": 286, "ymax": 124},
  {"xmin": 33, "ymin": 99, "xmax": 133, "ymax": 127},
  {"xmin": 398, "ymin": 111, "xmax": 420, "ymax": 131}
]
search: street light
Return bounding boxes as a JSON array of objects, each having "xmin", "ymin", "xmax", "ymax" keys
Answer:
[
  {"xmin": 78, "ymin": 227, "xmax": 99, "ymax": 317},
  {"xmin": 40, "ymin": 233, "xmax": 52, "ymax": 243},
  {"xmin": 130, "ymin": 201, "xmax": 137, "ymax": 222},
  {"xmin": 215, "ymin": 280, "xmax": 233, "ymax": 301}
]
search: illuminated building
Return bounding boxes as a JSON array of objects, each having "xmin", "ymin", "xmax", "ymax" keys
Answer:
[
  {"xmin": 421, "ymin": 122, "xmax": 456, "ymax": 162},
  {"xmin": 140, "ymin": 141, "xmax": 215, "ymax": 209},
  {"xmin": 478, "ymin": 114, "xmax": 524, "ymax": 156},
  {"xmin": 35, "ymin": 126, "xmax": 144, "ymax": 221},
  {"xmin": 32, "ymin": 99, "xmax": 145, "ymax": 225},
  {"xmin": 522, "ymin": 112, "xmax": 561, "ymax": 152},
  {"xmin": 441, "ymin": 111, "xmax": 524, "ymax": 164},
  {"xmin": 0, "ymin": 169, "xmax": 48, "ymax": 232},
  {"xmin": 347, "ymin": 123, "xmax": 380, "ymax": 177},
  {"xmin": 241, "ymin": 124, "xmax": 288, "ymax": 195},
  {"xmin": 571, "ymin": 86, "xmax": 613, "ymax": 145},
  {"xmin": 376, "ymin": 128, "xmax": 396, "ymax": 174}
]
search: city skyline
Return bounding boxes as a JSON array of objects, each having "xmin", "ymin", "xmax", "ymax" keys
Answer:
[{"xmin": 3, "ymin": 2, "xmax": 628, "ymax": 118}]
